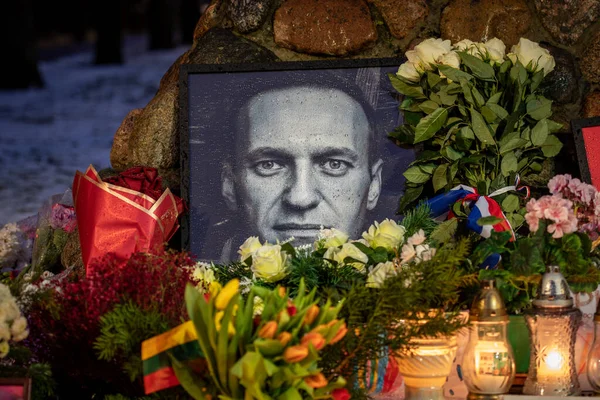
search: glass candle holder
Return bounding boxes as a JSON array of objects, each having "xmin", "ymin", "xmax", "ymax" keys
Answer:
[
  {"xmin": 462, "ymin": 280, "xmax": 515, "ymax": 400},
  {"xmin": 522, "ymin": 265, "xmax": 581, "ymax": 396},
  {"xmin": 586, "ymin": 299, "xmax": 600, "ymax": 392}
]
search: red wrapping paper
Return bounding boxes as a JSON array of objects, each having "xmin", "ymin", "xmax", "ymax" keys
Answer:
[{"xmin": 72, "ymin": 165, "xmax": 184, "ymax": 276}]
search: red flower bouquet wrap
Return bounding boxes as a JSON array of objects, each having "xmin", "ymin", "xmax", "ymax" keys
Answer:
[{"xmin": 72, "ymin": 165, "xmax": 184, "ymax": 275}]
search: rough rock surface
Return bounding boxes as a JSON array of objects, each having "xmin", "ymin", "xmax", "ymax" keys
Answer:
[
  {"xmin": 229, "ymin": 0, "xmax": 275, "ymax": 33},
  {"xmin": 110, "ymin": 28, "xmax": 278, "ymax": 175},
  {"xmin": 368, "ymin": 0, "xmax": 428, "ymax": 39},
  {"xmin": 538, "ymin": 45, "xmax": 581, "ymax": 105},
  {"xmin": 584, "ymin": 91, "xmax": 600, "ymax": 118},
  {"xmin": 60, "ymin": 228, "xmax": 84, "ymax": 269},
  {"xmin": 533, "ymin": 0, "xmax": 600, "ymax": 45},
  {"xmin": 273, "ymin": 0, "xmax": 377, "ymax": 56},
  {"xmin": 581, "ymin": 31, "xmax": 600, "ymax": 84},
  {"xmin": 440, "ymin": 0, "xmax": 531, "ymax": 46}
]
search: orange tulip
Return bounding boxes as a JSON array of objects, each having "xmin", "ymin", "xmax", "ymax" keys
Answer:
[
  {"xmin": 329, "ymin": 321, "xmax": 348, "ymax": 344},
  {"xmin": 278, "ymin": 286, "xmax": 286, "ymax": 298},
  {"xmin": 283, "ymin": 345, "xmax": 309, "ymax": 363},
  {"xmin": 277, "ymin": 331, "xmax": 292, "ymax": 346},
  {"xmin": 301, "ymin": 332, "xmax": 326, "ymax": 350},
  {"xmin": 303, "ymin": 305, "xmax": 320, "ymax": 326},
  {"xmin": 304, "ymin": 373, "xmax": 329, "ymax": 388},
  {"xmin": 257, "ymin": 321, "xmax": 278, "ymax": 339}
]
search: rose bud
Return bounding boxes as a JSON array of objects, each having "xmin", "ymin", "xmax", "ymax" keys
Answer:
[
  {"xmin": 215, "ymin": 279, "xmax": 239, "ymax": 310},
  {"xmin": 258, "ymin": 321, "xmax": 278, "ymax": 339},
  {"xmin": 304, "ymin": 305, "xmax": 320, "ymax": 325},
  {"xmin": 332, "ymin": 388, "xmax": 351, "ymax": 400},
  {"xmin": 283, "ymin": 345, "xmax": 309, "ymax": 363},
  {"xmin": 328, "ymin": 321, "xmax": 348, "ymax": 344},
  {"xmin": 277, "ymin": 331, "xmax": 292, "ymax": 346},
  {"xmin": 301, "ymin": 332, "xmax": 326, "ymax": 350},
  {"xmin": 287, "ymin": 301, "xmax": 297, "ymax": 317},
  {"xmin": 304, "ymin": 373, "xmax": 329, "ymax": 388}
]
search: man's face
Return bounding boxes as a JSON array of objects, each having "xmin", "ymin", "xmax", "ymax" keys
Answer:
[{"xmin": 222, "ymin": 86, "xmax": 383, "ymax": 245}]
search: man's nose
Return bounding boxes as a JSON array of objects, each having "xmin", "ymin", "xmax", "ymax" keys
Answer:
[{"xmin": 282, "ymin": 162, "xmax": 321, "ymax": 210}]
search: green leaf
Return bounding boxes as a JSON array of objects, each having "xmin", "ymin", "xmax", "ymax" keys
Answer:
[
  {"xmin": 438, "ymin": 65, "xmax": 474, "ymax": 82},
  {"xmin": 470, "ymin": 108, "xmax": 496, "ymax": 145},
  {"xmin": 446, "ymin": 117, "xmax": 462, "ymax": 128},
  {"xmin": 508, "ymin": 213, "xmax": 525, "ymax": 228},
  {"xmin": 501, "ymin": 152, "xmax": 518, "ymax": 176},
  {"xmin": 398, "ymin": 185, "xmax": 424, "ymax": 211},
  {"xmin": 432, "ymin": 164, "xmax": 449, "ymax": 192},
  {"xmin": 458, "ymin": 52, "xmax": 496, "ymax": 80},
  {"xmin": 413, "ymin": 150, "xmax": 443, "ymax": 163},
  {"xmin": 459, "ymin": 126, "xmax": 475, "ymax": 139},
  {"xmin": 487, "ymin": 92, "xmax": 503, "ymax": 105},
  {"xmin": 389, "ymin": 125, "xmax": 415, "ymax": 144},
  {"xmin": 404, "ymin": 111, "xmax": 424, "ymax": 127},
  {"xmin": 449, "ymin": 162, "xmax": 459, "ymax": 182},
  {"xmin": 481, "ymin": 106, "xmax": 498, "ymax": 123},
  {"xmin": 521, "ymin": 127, "xmax": 531, "ymax": 142},
  {"xmin": 430, "ymin": 218, "xmax": 458, "ymax": 244},
  {"xmin": 485, "ymin": 104, "xmax": 509, "ymax": 120},
  {"xmin": 477, "ymin": 216, "xmax": 503, "ymax": 226},
  {"xmin": 402, "ymin": 166, "xmax": 431, "ymax": 183},
  {"xmin": 526, "ymin": 96, "xmax": 552, "ymax": 120},
  {"xmin": 418, "ymin": 163, "xmax": 436, "ymax": 174},
  {"xmin": 414, "ymin": 107, "xmax": 449, "ymax": 143},
  {"xmin": 444, "ymin": 146, "xmax": 463, "ymax": 161},
  {"xmin": 500, "ymin": 138, "xmax": 528, "ymax": 155},
  {"xmin": 388, "ymin": 73, "xmax": 426, "ymax": 99},
  {"xmin": 278, "ymin": 387, "xmax": 303, "ymax": 400},
  {"xmin": 430, "ymin": 92, "xmax": 442, "ymax": 104},
  {"xmin": 531, "ymin": 119, "xmax": 549, "ymax": 146},
  {"xmin": 169, "ymin": 354, "xmax": 209, "ymax": 400},
  {"xmin": 438, "ymin": 91, "xmax": 457, "ymax": 105},
  {"xmin": 502, "ymin": 194, "xmax": 520, "ymax": 213},
  {"xmin": 427, "ymin": 71, "xmax": 442, "ymax": 88},
  {"xmin": 530, "ymin": 69, "xmax": 544, "ymax": 92},
  {"xmin": 460, "ymin": 78, "xmax": 475, "ymax": 107},
  {"xmin": 510, "ymin": 62, "xmax": 527, "ymax": 85},
  {"xmin": 418, "ymin": 100, "xmax": 439, "ymax": 114},
  {"xmin": 546, "ymin": 119, "xmax": 564, "ymax": 133},
  {"xmin": 541, "ymin": 135, "xmax": 563, "ymax": 157}
]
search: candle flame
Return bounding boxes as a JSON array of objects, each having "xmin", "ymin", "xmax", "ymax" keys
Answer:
[{"xmin": 545, "ymin": 350, "xmax": 563, "ymax": 370}]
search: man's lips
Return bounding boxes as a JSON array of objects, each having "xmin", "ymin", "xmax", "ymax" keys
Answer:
[{"xmin": 273, "ymin": 223, "xmax": 323, "ymax": 235}]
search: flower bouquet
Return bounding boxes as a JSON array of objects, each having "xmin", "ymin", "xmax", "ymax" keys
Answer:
[
  {"xmin": 72, "ymin": 165, "xmax": 185, "ymax": 276},
  {"xmin": 390, "ymin": 36, "xmax": 563, "ymax": 226}
]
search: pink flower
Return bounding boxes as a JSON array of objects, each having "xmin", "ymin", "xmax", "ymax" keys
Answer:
[
  {"xmin": 525, "ymin": 195, "xmax": 577, "ymax": 237},
  {"xmin": 49, "ymin": 204, "xmax": 77, "ymax": 233},
  {"xmin": 595, "ymin": 192, "xmax": 600, "ymax": 217},
  {"xmin": 548, "ymin": 174, "xmax": 571, "ymax": 195},
  {"xmin": 567, "ymin": 179, "xmax": 597, "ymax": 205}
]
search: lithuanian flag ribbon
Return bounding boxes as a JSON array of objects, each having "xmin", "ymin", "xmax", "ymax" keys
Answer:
[{"xmin": 141, "ymin": 320, "xmax": 203, "ymax": 394}]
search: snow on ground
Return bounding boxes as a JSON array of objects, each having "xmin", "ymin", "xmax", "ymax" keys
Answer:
[{"xmin": 0, "ymin": 35, "xmax": 189, "ymax": 225}]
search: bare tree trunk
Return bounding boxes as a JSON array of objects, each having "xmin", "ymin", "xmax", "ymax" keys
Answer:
[
  {"xmin": 0, "ymin": 0, "xmax": 43, "ymax": 89},
  {"xmin": 94, "ymin": 0, "xmax": 122, "ymax": 65},
  {"xmin": 148, "ymin": 0, "xmax": 175, "ymax": 49}
]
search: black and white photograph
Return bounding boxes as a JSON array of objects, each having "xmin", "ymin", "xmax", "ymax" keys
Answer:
[{"xmin": 181, "ymin": 60, "xmax": 415, "ymax": 262}]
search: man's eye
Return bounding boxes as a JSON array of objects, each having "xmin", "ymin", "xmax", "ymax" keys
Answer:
[
  {"xmin": 253, "ymin": 160, "xmax": 285, "ymax": 176},
  {"xmin": 320, "ymin": 159, "xmax": 350, "ymax": 175}
]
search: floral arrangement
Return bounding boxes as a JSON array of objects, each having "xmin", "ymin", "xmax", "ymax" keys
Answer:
[
  {"xmin": 0, "ymin": 283, "xmax": 28, "ymax": 357},
  {"xmin": 0, "ymin": 223, "xmax": 30, "ymax": 272},
  {"xmin": 390, "ymin": 37, "xmax": 562, "ymax": 220},
  {"xmin": 173, "ymin": 278, "xmax": 349, "ymax": 400}
]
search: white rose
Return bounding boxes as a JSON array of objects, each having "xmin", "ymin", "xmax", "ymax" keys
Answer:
[
  {"xmin": 454, "ymin": 39, "xmax": 475, "ymax": 52},
  {"xmin": 396, "ymin": 62, "xmax": 421, "ymax": 83},
  {"xmin": 510, "ymin": 38, "xmax": 555, "ymax": 76},
  {"xmin": 366, "ymin": 261, "xmax": 398, "ymax": 288},
  {"xmin": 251, "ymin": 244, "xmax": 288, "ymax": 282},
  {"xmin": 454, "ymin": 39, "xmax": 487, "ymax": 59},
  {"xmin": 335, "ymin": 243, "xmax": 369, "ymax": 272},
  {"xmin": 415, "ymin": 244, "xmax": 437, "ymax": 262},
  {"xmin": 437, "ymin": 51, "xmax": 461, "ymax": 69},
  {"xmin": 415, "ymin": 38, "xmax": 452, "ymax": 70},
  {"xmin": 316, "ymin": 228, "xmax": 349, "ymax": 249},
  {"xmin": 0, "ymin": 323, "xmax": 10, "ymax": 341},
  {"xmin": 238, "ymin": 236, "xmax": 262, "ymax": 262},
  {"xmin": 12, "ymin": 330, "xmax": 28, "ymax": 342},
  {"xmin": 362, "ymin": 219, "xmax": 406, "ymax": 251},
  {"xmin": 484, "ymin": 38, "xmax": 506, "ymax": 63},
  {"xmin": 10, "ymin": 317, "xmax": 27, "ymax": 337}
]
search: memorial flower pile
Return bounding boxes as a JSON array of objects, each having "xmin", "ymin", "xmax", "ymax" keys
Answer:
[{"xmin": 390, "ymin": 36, "xmax": 562, "ymax": 224}]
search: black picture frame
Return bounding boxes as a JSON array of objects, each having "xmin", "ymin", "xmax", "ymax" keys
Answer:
[
  {"xmin": 0, "ymin": 377, "xmax": 32, "ymax": 400},
  {"xmin": 571, "ymin": 116, "xmax": 600, "ymax": 186},
  {"xmin": 179, "ymin": 58, "xmax": 415, "ymax": 262}
]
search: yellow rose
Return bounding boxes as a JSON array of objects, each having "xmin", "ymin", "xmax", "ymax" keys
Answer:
[
  {"xmin": 316, "ymin": 228, "xmax": 349, "ymax": 249},
  {"xmin": 215, "ymin": 279, "xmax": 239, "ymax": 310},
  {"xmin": 366, "ymin": 261, "xmax": 397, "ymax": 288},
  {"xmin": 238, "ymin": 236, "xmax": 262, "ymax": 262},
  {"xmin": 251, "ymin": 244, "xmax": 289, "ymax": 282},
  {"xmin": 510, "ymin": 38, "xmax": 555, "ymax": 76},
  {"xmin": 324, "ymin": 243, "xmax": 368, "ymax": 272},
  {"xmin": 415, "ymin": 38, "xmax": 452, "ymax": 69},
  {"xmin": 362, "ymin": 219, "xmax": 406, "ymax": 251}
]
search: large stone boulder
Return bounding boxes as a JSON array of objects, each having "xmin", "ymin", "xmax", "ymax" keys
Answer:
[
  {"xmin": 533, "ymin": 0, "xmax": 600, "ymax": 45},
  {"xmin": 367, "ymin": 0, "xmax": 428, "ymax": 40}
]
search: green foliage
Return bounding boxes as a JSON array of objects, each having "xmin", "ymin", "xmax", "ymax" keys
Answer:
[
  {"xmin": 94, "ymin": 302, "xmax": 171, "ymax": 382},
  {"xmin": 389, "ymin": 56, "xmax": 563, "ymax": 213},
  {"xmin": 399, "ymin": 202, "xmax": 438, "ymax": 238}
]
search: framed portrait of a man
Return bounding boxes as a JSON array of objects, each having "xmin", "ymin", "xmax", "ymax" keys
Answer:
[{"xmin": 180, "ymin": 58, "xmax": 415, "ymax": 262}]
